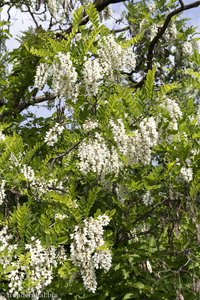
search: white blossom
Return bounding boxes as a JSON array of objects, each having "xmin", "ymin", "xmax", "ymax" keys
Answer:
[
  {"xmin": 142, "ymin": 191, "xmax": 154, "ymax": 206},
  {"xmin": 70, "ymin": 215, "xmax": 111, "ymax": 293},
  {"xmin": 180, "ymin": 167, "xmax": 193, "ymax": 182},
  {"xmin": 160, "ymin": 98, "xmax": 182, "ymax": 130},
  {"xmin": 83, "ymin": 58, "xmax": 103, "ymax": 96},
  {"xmin": 0, "ymin": 131, "xmax": 5, "ymax": 141},
  {"xmin": 44, "ymin": 122, "xmax": 65, "ymax": 146},
  {"xmin": 54, "ymin": 213, "xmax": 68, "ymax": 220},
  {"xmin": 21, "ymin": 165, "xmax": 48, "ymax": 197},
  {"xmin": 78, "ymin": 133, "xmax": 123, "ymax": 178},
  {"xmin": 182, "ymin": 41, "xmax": 193, "ymax": 55},
  {"xmin": 146, "ymin": 260, "xmax": 153, "ymax": 273},
  {"xmin": 149, "ymin": 24, "xmax": 158, "ymax": 41},
  {"xmin": 34, "ymin": 63, "xmax": 49, "ymax": 90},
  {"xmin": 21, "ymin": 164, "xmax": 35, "ymax": 182},
  {"xmin": 51, "ymin": 52, "xmax": 78, "ymax": 100},
  {"xmin": 4, "ymin": 237, "xmax": 66, "ymax": 299},
  {"xmin": 0, "ymin": 180, "xmax": 6, "ymax": 205},
  {"xmin": 97, "ymin": 35, "xmax": 136, "ymax": 80},
  {"xmin": 110, "ymin": 117, "xmax": 158, "ymax": 166},
  {"xmin": 82, "ymin": 119, "xmax": 98, "ymax": 132}
]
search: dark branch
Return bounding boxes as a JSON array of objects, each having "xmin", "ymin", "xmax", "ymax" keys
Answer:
[
  {"xmin": 134, "ymin": 0, "xmax": 200, "ymax": 88},
  {"xmin": 111, "ymin": 26, "xmax": 130, "ymax": 33},
  {"xmin": 57, "ymin": 0, "xmax": 127, "ymax": 37},
  {"xmin": 178, "ymin": 0, "xmax": 185, "ymax": 8},
  {"xmin": 17, "ymin": 92, "xmax": 56, "ymax": 112}
]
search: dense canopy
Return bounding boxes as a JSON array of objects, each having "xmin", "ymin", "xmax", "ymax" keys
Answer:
[{"xmin": 0, "ymin": 0, "xmax": 200, "ymax": 299}]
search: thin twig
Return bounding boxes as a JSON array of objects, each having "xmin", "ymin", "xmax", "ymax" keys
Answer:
[{"xmin": 134, "ymin": 0, "xmax": 200, "ymax": 88}]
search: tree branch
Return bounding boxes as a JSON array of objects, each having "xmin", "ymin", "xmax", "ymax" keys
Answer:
[
  {"xmin": 134, "ymin": 0, "xmax": 200, "ymax": 88},
  {"xmin": 17, "ymin": 92, "xmax": 56, "ymax": 112},
  {"xmin": 56, "ymin": 0, "xmax": 127, "ymax": 37}
]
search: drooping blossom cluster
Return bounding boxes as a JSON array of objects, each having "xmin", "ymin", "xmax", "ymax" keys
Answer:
[
  {"xmin": 142, "ymin": 191, "xmax": 154, "ymax": 206},
  {"xmin": 21, "ymin": 164, "xmax": 61, "ymax": 197},
  {"xmin": 70, "ymin": 215, "xmax": 112, "ymax": 293},
  {"xmin": 44, "ymin": 122, "xmax": 65, "ymax": 146},
  {"xmin": 34, "ymin": 52, "xmax": 78, "ymax": 100},
  {"xmin": 51, "ymin": 52, "xmax": 78, "ymax": 100},
  {"xmin": 78, "ymin": 132, "xmax": 123, "ymax": 177},
  {"xmin": 35, "ymin": 35, "xmax": 137, "ymax": 99},
  {"xmin": 0, "ymin": 180, "xmax": 6, "ymax": 205},
  {"xmin": 0, "ymin": 227, "xmax": 17, "ymax": 271},
  {"xmin": 180, "ymin": 167, "xmax": 193, "ymax": 182},
  {"xmin": 110, "ymin": 117, "xmax": 158, "ymax": 165},
  {"xmin": 83, "ymin": 58, "xmax": 103, "ymax": 96},
  {"xmin": 0, "ymin": 131, "xmax": 5, "ymax": 141},
  {"xmin": 54, "ymin": 213, "xmax": 68, "ymax": 220},
  {"xmin": 160, "ymin": 98, "xmax": 182, "ymax": 130},
  {"xmin": 182, "ymin": 41, "xmax": 193, "ymax": 56},
  {"xmin": 78, "ymin": 117, "xmax": 158, "ymax": 178},
  {"xmin": 82, "ymin": 119, "xmax": 98, "ymax": 132},
  {"xmin": 0, "ymin": 230, "xmax": 67, "ymax": 300},
  {"xmin": 97, "ymin": 35, "xmax": 136, "ymax": 79},
  {"xmin": 34, "ymin": 63, "xmax": 49, "ymax": 90}
]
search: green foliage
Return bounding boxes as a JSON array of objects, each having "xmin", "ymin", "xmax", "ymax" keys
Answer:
[{"xmin": 0, "ymin": 0, "xmax": 200, "ymax": 299}]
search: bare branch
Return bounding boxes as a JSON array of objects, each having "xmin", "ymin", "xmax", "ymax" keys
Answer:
[
  {"xmin": 178, "ymin": 0, "xmax": 185, "ymax": 8},
  {"xmin": 111, "ymin": 26, "xmax": 130, "ymax": 33},
  {"xmin": 57, "ymin": 0, "xmax": 127, "ymax": 37},
  {"xmin": 134, "ymin": 0, "xmax": 200, "ymax": 88},
  {"xmin": 17, "ymin": 92, "xmax": 56, "ymax": 112},
  {"xmin": 50, "ymin": 140, "xmax": 82, "ymax": 168}
]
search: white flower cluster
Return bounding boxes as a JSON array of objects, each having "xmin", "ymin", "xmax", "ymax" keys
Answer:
[
  {"xmin": 34, "ymin": 52, "xmax": 78, "ymax": 101},
  {"xmin": 0, "ymin": 227, "xmax": 17, "ymax": 270},
  {"xmin": 148, "ymin": 2, "xmax": 156, "ymax": 14},
  {"xmin": 83, "ymin": 58, "xmax": 103, "ymax": 96},
  {"xmin": 142, "ymin": 191, "xmax": 154, "ymax": 206},
  {"xmin": 21, "ymin": 165, "xmax": 47, "ymax": 197},
  {"xmin": 0, "ymin": 180, "xmax": 6, "ymax": 205},
  {"xmin": 70, "ymin": 215, "xmax": 111, "ymax": 293},
  {"xmin": 52, "ymin": 52, "xmax": 78, "ymax": 100},
  {"xmin": 0, "ymin": 131, "xmax": 5, "ymax": 141},
  {"xmin": 110, "ymin": 117, "xmax": 158, "ymax": 165},
  {"xmin": 146, "ymin": 260, "xmax": 153, "ymax": 273},
  {"xmin": 97, "ymin": 35, "xmax": 136, "ymax": 79},
  {"xmin": 47, "ymin": 0, "xmax": 59, "ymax": 18},
  {"xmin": 1, "ymin": 234, "xmax": 66, "ymax": 300},
  {"xmin": 115, "ymin": 183, "xmax": 130, "ymax": 203},
  {"xmin": 149, "ymin": 24, "xmax": 158, "ymax": 41},
  {"xmin": 44, "ymin": 122, "xmax": 65, "ymax": 146},
  {"xmin": 160, "ymin": 98, "xmax": 182, "ymax": 130},
  {"xmin": 78, "ymin": 133, "xmax": 123, "ymax": 178},
  {"xmin": 182, "ymin": 41, "xmax": 193, "ymax": 56},
  {"xmin": 82, "ymin": 119, "xmax": 98, "ymax": 132},
  {"xmin": 180, "ymin": 167, "xmax": 193, "ymax": 182},
  {"xmin": 21, "ymin": 164, "xmax": 35, "ymax": 182},
  {"xmin": 34, "ymin": 63, "xmax": 49, "ymax": 90},
  {"xmin": 54, "ymin": 213, "xmax": 68, "ymax": 220}
]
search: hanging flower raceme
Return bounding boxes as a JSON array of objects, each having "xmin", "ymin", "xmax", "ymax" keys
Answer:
[
  {"xmin": 34, "ymin": 52, "xmax": 78, "ymax": 101},
  {"xmin": 97, "ymin": 35, "xmax": 136, "ymax": 79},
  {"xmin": 44, "ymin": 122, "xmax": 65, "ymax": 146},
  {"xmin": 110, "ymin": 117, "xmax": 158, "ymax": 166},
  {"xmin": 70, "ymin": 215, "xmax": 112, "ymax": 293},
  {"xmin": 77, "ymin": 132, "xmax": 123, "ymax": 178},
  {"xmin": 0, "ymin": 180, "xmax": 6, "ymax": 205},
  {"xmin": 160, "ymin": 98, "xmax": 182, "ymax": 130},
  {"xmin": 51, "ymin": 52, "xmax": 79, "ymax": 100},
  {"xmin": 83, "ymin": 57, "xmax": 103, "ymax": 96},
  {"xmin": 0, "ymin": 230, "xmax": 67, "ymax": 300}
]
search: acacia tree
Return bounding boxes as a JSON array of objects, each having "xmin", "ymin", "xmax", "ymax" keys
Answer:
[{"xmin": 0, "ymin": 0, "xmax": 200, "ymax": 299}]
